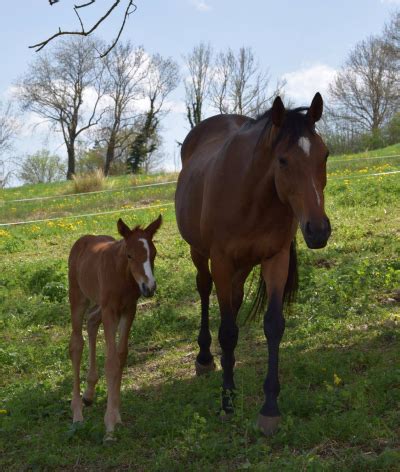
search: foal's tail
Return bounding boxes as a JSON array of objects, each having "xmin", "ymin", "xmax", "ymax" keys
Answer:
[{"xmin": 245, "ymin": 240, "xmax": 298, "ymax": 323}]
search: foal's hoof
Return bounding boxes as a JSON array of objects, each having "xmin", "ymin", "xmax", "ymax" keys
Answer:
[
  {"xmin": 103, "ymin": 431, "xmax": 117, "ymax": 443},
  {"xmin": 257, "ymin": 414, "xmax": 281, "ymax": 436},
  {"xmin": 82, "ymin": 396, "xmax": 93, "ymax": 407},
  {"xmin": 195, "ymin": 359, "xmax": 216, "ymax": 376}
]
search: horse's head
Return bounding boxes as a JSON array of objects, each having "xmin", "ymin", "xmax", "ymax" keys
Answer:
[
  {"xmin": 117, "ymin": 215, "xmax": 162, "ymax": 297},
  {"xmin": 269, "ymin": 93, "xmax": 331, "ymax": 249}
]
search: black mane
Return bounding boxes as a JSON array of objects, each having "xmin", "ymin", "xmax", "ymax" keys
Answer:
[{"xmin": 254, "ymin": 106, "xmax": 316, "ymax": 147}]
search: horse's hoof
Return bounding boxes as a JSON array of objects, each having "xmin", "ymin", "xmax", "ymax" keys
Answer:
[
  {"xmin": 195, "ymin": 359, "xmax": 216, "ymax": 376},
  {"xmin": 82, "ymin": 396, "xmax": 93, "ymax": 407},
  {"xmin": 218, "ymin": 409, "xmax": 234, "ymax": 422},
  {"xmin": 103, "ymin": 431, "xmax": 117, "ymax": 443},
  {"xmin": 257, "ymin": 414, "xmax": 281, "ymax": 436}
]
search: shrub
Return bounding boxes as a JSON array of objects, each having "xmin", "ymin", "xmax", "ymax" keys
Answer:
[{"xmin": 72, "ymin": 168, "xmax": 105, "ymax": 193}]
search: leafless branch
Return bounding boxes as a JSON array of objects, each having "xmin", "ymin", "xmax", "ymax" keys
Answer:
[{"xmin": 31, "ymin": 1, "xmax": 137, "ymax": 58}]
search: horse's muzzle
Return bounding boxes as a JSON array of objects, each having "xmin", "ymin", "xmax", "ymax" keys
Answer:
[
  {"xmin": 141, "ymin": 282, "xmax": 156, "ymax": 298},
  {"xmin": 302, "ymin": 217, "xmax": 331, "ymax": 249}
]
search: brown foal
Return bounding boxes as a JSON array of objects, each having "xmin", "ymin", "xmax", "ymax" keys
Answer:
[{"xmin": 68, "ymin": 215, "xmax": 162, "ymax": 440}]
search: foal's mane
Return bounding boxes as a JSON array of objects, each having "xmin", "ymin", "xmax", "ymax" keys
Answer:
[{"xmin": 252, "ymin": 106, "xmax": 316, "ymax": 148}]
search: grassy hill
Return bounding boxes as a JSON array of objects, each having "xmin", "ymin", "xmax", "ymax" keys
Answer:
[{"xmin": 0, "ymin": 148, "xmax": 399, "ymax": 471}]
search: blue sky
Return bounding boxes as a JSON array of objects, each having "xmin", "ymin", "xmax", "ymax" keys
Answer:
[{"xmin": 0, "ymin": 0, "xmax": 399, "ymax": 177}]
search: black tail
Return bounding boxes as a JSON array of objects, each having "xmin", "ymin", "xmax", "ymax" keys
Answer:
[{"xmin": 244, "ymin": 240, "xmax": 298, "ymax": 323}]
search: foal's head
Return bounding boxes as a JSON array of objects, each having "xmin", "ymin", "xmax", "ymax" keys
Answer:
[
  {"xmin": 117, "ymin": 215, "xmax": 162, "ymax": 297},
  {"xmin": 266, "ymin": 93, "xmax": 331, "ymax": 249}
]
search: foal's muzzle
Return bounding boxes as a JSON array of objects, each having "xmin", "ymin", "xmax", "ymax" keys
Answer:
[
  {"xmin": 141, "ymin": 281, "xmax": 156, "ymax": 298},
  {"xmin": 302, "ymin": 217, "xmax": 331, "ymax": 249}
]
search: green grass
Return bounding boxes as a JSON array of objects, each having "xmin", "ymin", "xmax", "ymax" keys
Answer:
[{"xmin": 0, "ymin": 152, "xmax": 399, "ymax": 471}]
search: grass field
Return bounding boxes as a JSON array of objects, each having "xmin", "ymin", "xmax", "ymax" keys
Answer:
[{"xmin": 0, "ymin": 146, "xmax": 399, "ymax": 471}]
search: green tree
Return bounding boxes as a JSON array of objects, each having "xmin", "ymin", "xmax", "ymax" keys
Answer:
[{"xmin": 18, "ymin": 150, "xmax": 66, "ymax": 184}]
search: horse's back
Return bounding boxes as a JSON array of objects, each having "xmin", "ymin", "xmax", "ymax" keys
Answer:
[
  {"xmin": 180, "ymin": 114, "xmax": 247, "ymax": 165},
  {"xmin": 176, "ymin": 114, "xmax": 248, "ymax": 253}
]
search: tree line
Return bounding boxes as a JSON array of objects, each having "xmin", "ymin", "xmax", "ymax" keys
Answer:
[{"xmin": 0, "ymin": 10, "xmax": 398, "ymax": 186}]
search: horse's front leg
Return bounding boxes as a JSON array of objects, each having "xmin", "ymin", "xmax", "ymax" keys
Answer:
[
  {"xmin": 211, "ymin": 254, "xmax": 237, "ymax": 415},
  {"xmin": 258, "ymin": 249, "xmax": 290, "ymax": 435},
  {"xmin": 102, "ymin": 306, "xmax": 121, "ymax": 440},
  {"xmin": 115, "ymin": 311, "xmax": 135, "ymax": 415}
]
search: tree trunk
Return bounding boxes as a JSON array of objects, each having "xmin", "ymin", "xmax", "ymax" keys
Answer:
[
  {"xmin": 104, "ymin": 134, "xmax": 116, "ymax": 176},
  {"xmin": 67, "ymin": 144, "xmax": 75, "ymax": 180}
]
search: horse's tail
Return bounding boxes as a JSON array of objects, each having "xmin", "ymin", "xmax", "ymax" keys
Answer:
[{"xmin": 244, "ymin": 240, "xmax": 298, "ymax": 323}]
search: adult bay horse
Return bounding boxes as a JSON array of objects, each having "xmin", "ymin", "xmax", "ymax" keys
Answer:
[
  {"xmin": 68, "ymin": 215, "xmax": 162, "ymax": 440},
  {"xmin": 175, "ymin": 93, "xmax": 331, "ymax": 435}
]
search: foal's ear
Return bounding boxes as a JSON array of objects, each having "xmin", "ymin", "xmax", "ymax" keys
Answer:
[
  {"xmin": 145, "ymin": 214, "xmax": 162, "ymax": 239},
  {"xmin": 117, "ymin": 218, "xmax": 131, "ymax": 239},
  {"xmin": 307, "ymin": 92, "xmax": 323, "ymax": 124},
  {"xmin": 271, "ymin": 96, "xmax": 285, "ymax": 127}
]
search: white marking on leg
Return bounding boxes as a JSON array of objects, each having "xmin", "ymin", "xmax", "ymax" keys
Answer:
[
  {"xmin": 312, "ymin": 177, "xmax": 321, "ymax": 207},
  {"xmin": 139, "ymin": 238, "xmax": 155, "ymax": 288},
  {"xmin": 298, "ymin": 136, "xmax": 311, "ymax": 156}
]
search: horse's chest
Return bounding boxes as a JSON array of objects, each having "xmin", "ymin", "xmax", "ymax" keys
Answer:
[{"xmin": 227, "ymin": 235, "xmax": 282, "ymax": 265}]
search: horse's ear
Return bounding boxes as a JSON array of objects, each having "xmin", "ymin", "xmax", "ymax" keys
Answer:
[
  {"xmin": 271, "ymin": 96, "xmax": 285, "ymax": 127},
  {"xmin": 117, "ymin": 218, "xmax": 131, "ymax": 238},
  {"xmin": 307, "ymin": 92, "xmax": 323, "ymax": 124},
  {"xmin": 145, "ymin": 214, "xmax": 162, "ymax": 239}
]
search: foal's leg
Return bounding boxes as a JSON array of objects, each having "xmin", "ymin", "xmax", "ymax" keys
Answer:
[
  {"xmin": 211, "ymin": 255, "xmax": 237, "ymax": 414},
  {"xmin": 258, "ymin": 249, "xmax": 289, "ymax": 435},
  {"xmin": 69, "ymin": 289, "xmax": 89, "ymax": 423},
  {"xmin": 82, "ymin": 306, "xmax": 102, "ymax": 406},
  {"xmin": 115, "ymin": 312, "xmax": 135, "ymax": 414},
  {"xmin": 102, "ymin": 307, "xmax": 122, "ymax": 438},
  {"xmin": 190, "ymin": 247, "xmax": 215, "ymax": 375}
]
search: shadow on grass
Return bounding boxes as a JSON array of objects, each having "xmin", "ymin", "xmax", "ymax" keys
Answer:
[{"xmin": 1, "ymin": 324, "xmax": 399, "ymax": 471}]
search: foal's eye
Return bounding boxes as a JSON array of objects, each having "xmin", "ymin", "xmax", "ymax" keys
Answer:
[
  {"xmin": 279, "ymin": 157, "xmax": 288, "ymax": 168},
  {"xmin": 127, "ymin": 254, "xmax": 132, "ymax": 259}
]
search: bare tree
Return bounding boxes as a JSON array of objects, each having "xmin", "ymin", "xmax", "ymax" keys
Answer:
[
  {"xmin": 128, "ymin": 54, "xmax": 179, "ymax": 173},
  {"xmin": 0, "ymin": 101, "xmax": 18, "ymax": 156},
  {"xmin": 384, "ymin": 10, "xmax": 400, "ymax": 65},
  {"xmin": 329, "ymin": 36, "xmax": 400, "ymax": 133},
  {"xmin": 0, "ymin": 101, "xmax": 19, "ymax": 188},
  {"xmin": 17, "ymin": 37, "xmax": 107, "ymax": 179},
  {"xmin": 32, "ymin": 1, "xmax": 137, "ymax": 58},
  {"xmin": 210, "ymin": 47, "xmax": 281, "ymax": 117},
  {"xmin": 184, "ymin": 43, "xmax": 213, "ymax": 128},
  {"xmin": 99, "ymin": 42, "xmax": 147, "ymax": 175}
]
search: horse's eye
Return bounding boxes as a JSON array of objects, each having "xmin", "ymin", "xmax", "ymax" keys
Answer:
[
  {"xmin": 127, "ymin": 254, "xmax": 132, "ymax": 259},
  {"xmin": 279, "ymin": 157, "xmax": 288, "ymax": 168}
]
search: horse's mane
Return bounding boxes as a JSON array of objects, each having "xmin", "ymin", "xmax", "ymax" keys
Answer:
[{"xmin": 253, "ymin": 106, "xmax": 316, "ymax": 147}]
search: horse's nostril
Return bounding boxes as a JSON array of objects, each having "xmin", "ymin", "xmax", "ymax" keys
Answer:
[{"xmin": 305, "ymin": 221, "xmax": 312, "ymax": 236}]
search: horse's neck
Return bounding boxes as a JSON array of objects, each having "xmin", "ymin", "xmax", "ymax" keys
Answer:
[
  {"xmin": 238, "ymin": 127, "xmax": 278, "ymax": 207},
  {"xmin": 112, "ymin": 240, "xmax": 130, "ymax": 278}
]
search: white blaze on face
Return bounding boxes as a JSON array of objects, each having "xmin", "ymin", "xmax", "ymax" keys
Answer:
[
  {"xmin": 139, "ymin": 238, "xmax": 155, "ymax": 288},
  {"xmin": 298, "ymin": 136, "xmax": 311, "ymax": 156},
  {"xmin": 312, "ymin": 177, "xmax": 321, "ymax": 207}
]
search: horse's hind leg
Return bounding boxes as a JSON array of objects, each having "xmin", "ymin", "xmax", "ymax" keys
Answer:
[
  {"xmin": 83, "ymin": 306, "xmax": 102, "ymax": 406},
  {"xmin": 211, "ymin": 255, "xmax": 238, "ymax": 415},
  {"xmin": 69, "ymin": 288, "xmax": 89, "ymax": 423},
  {"xmin": 190, "ymin": 247, "xmax": 215, "ymax": 375}
]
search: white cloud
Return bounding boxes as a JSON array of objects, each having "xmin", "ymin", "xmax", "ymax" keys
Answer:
[
  {"xmin": 282, "ymin": 64, "xmax": 337, "ymax": 105},
  {"xmin": 191, "ymin": 0, "xmax": 212, "ymax": 12}
]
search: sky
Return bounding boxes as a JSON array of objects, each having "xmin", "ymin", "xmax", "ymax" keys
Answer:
[{"xmin": 0, "ymin": 0, "xmax": 399, "ymax": 182}]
